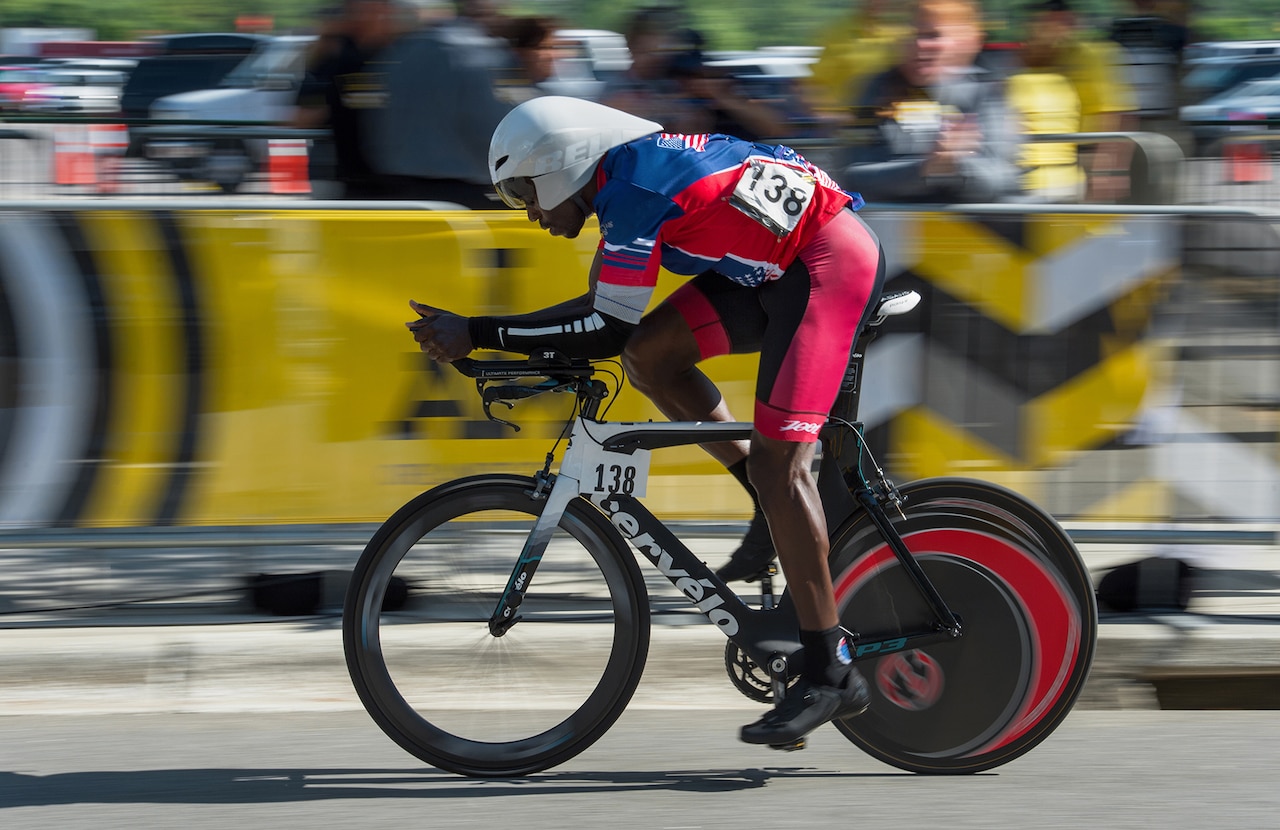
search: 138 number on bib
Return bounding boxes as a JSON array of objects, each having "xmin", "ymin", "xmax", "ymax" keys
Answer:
[{"xmin": 729, "ymin": 159, "xmax": 816, "ymax": 237}]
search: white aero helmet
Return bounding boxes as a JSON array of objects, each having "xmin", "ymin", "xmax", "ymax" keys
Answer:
[{"xmin": 489, "ymin": 96, "xmax": 662, "ymax": 211}]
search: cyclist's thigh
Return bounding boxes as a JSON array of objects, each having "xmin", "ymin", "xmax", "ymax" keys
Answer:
[
  {"xmin": 754, "ymin": 210, "xmax": 883, "ymax": 439},
  {"xmin": 661, "ymin": 271, "xmax": 767, "ymax": 360}
]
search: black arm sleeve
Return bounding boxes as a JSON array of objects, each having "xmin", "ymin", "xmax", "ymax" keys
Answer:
[{"xmin": 468, "ymin": 309, "xmax": 637, "ymax": 359}]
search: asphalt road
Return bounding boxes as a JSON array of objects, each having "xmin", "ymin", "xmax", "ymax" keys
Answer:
[{"xmin": 1, "ymin": 709, "xmax": 1277, "ymax": 830}]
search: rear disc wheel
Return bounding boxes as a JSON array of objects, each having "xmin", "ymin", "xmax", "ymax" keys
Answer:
[{"xmin": 829, "ymin": 477, "xmax": 1097, "ymax": 773}]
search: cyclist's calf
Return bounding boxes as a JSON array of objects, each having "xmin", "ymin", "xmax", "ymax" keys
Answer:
[{"xmin": 745, "ymin": 437, "xmax": 837, "ymax": 631}]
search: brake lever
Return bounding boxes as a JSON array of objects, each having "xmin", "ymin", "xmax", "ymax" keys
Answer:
[
  {"xmin": 477, "ymin": 381, "xmax": 521, "ymax": 432},
  {"xmin": 476, "ymin": 380, "xmax": 564, "ymax": 432}
]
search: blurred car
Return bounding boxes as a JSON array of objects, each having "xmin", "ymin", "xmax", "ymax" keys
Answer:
[
  {"xmin": 144, "ymin": 32, "xmax": 271, "ymax": 55},
  {"xmin": 20, "ymin": 67, "xmax": 127, "ymax": 113},
  {"xmin": 120, "ymin": 52, "xmax": 260, "ymax": 124},
  {"xmin": 146, "ymin": 35, "xmax": 313, "ymax": 192},
  {"xmin": 121, "ymin": 32, "xmax": 267, "ymax": 123},
  {"xmin": 553, "ymin": 28, "xmax": 631, "ymax": 85},
  {"xmin": 0, "ymin": 65, "xmax": 49, "ymax": 111},
  {"xmin": 701, "ymin": 47, "xmax": 822, "ymax": 136},
  {"xmin": 1184, "ymin": 40, "xmax": 1280, "ymax": 66},
  {"xmin": 1180, "ymin": 55, "xmax": 1280, "ymax": 106},
  {"xmin": 702, "ymin": 46, "xmax": 819, "ymax": 90},
  {"xmin": 1180, "ymin": 76, "xmax": 1280, "ymax": 152},
  {"xmin": 41, "ymin": 57, "xmax": 138, "ymax": 74}
]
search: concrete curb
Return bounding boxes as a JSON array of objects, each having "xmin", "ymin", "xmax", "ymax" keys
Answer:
[
  {"xmin": 1, "ymin": 538, "xmax": 1276, "ymax": 712},
  {"xmin": 1, "ymin": 614, "xmax": 1277, "ymax": 714}
]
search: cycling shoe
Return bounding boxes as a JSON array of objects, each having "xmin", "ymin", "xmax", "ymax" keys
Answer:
[
  {"xmin": 739, "ymin": 668, "xmax": 870, "ymax": 746},
  {"xmin": 714, "ymin": 510, "xmax": 776, "ymax": 583}
]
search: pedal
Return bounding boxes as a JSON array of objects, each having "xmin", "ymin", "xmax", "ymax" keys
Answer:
[{"xmin": 768, "ymin": 737, "xmax": 807, "ymax": 752}]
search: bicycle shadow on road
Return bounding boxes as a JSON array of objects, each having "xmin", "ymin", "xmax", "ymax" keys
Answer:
[{"xmin": 0, "ymin": 765, "xmax": 918, "ymax": 804}]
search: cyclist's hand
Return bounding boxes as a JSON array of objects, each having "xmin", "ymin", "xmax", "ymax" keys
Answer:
[{"xmin": 406, "ymin": 300, "xmax": 472, "ymax": 363}]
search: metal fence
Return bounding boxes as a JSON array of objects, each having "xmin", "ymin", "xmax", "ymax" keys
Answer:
[
  {"xmin": 0, "ymin": 120, "xmax": 324, "ymax": 199},
  {"xmin": 2, "ymin": 115, "xmax": 1280, "ymax": 206}
]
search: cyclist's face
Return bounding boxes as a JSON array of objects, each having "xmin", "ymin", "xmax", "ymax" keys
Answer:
[
  {"xmin": 496, "ymin": 176, "xmax": 589, "ymax": 239},
  {"xmin": 528, "ymin": 197, "xmax": 588, "ymax": 239}
]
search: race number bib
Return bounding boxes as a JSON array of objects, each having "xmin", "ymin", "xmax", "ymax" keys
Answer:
[{"xmin": 729, "ymin": 159, "xmax": 816, "ymax": 237}]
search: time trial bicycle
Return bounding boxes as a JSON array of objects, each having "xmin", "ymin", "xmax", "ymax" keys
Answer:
[{"xmin": 343, "ymin": 289, "xmax": 1098, "ymax": 778}]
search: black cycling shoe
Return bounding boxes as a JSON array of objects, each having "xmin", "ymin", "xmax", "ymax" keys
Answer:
[
  {"xmin": 714, "ymin": 510, "xmax": 776, "ymax": 583},
  {"xmin": 739, "ymin": 668, "xmax": 871, "ymax": 746}
]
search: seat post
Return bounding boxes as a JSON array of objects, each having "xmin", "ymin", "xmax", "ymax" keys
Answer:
[
  {"xmin": 816, "ymin": 326, "xmax": 877, "ymax": 533},
  {"xmin": 830, "ymin": 325, "xmax": 877, "ymax": 432}
]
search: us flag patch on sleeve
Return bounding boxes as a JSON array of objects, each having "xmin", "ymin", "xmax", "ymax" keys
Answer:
[{"xmin": 657, "ymin": 133, "xmax": 708, "ymax": 151}]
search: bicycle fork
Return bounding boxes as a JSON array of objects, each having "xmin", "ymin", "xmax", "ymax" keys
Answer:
[{"xmin": 487, "ymin": 468, "xmax": 573, "ymax": 637}]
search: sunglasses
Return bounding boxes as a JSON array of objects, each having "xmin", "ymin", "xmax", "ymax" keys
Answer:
[{"xmin": 494, "ymin": 176, "xmax": 539, "ymax": 209}]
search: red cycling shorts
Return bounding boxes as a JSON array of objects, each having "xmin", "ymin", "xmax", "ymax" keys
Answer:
[{"xmin": 664, "ymin": 208, "xmax": 885, "ymax": 442}]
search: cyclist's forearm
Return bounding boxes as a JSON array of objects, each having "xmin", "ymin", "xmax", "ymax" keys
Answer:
[
  {"xmin": 489, "ymin": 292, "xmax": 595, "ymax": 324},
  {"xmin": 467, "ymin": 297, "xmax": 636, "ymax": 358}
]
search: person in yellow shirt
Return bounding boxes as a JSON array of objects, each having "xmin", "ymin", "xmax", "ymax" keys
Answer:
[{"xmin": 1009, "ymin": 0, "xmax": 1138, "ymax": 202}]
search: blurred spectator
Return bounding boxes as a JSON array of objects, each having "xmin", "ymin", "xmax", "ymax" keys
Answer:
[
  {"xmin": 599, "ymin": 6, "xmax": 702, "ymax": 131},
  {"xmin": 665, "ymin": 30, "xmax": 794, "ymax": 141},
  {"xmin": 291, "ymin": 0, "xmax": 422, "ymax": 199},
  {"xmin": 600, "ymin": 7, "xmax": 790, "ymax": 141},
  {"xmin": 1015, "ymin": 0, "xmax": 1139, "ymax": 203},
  {"xmin": 361, "ymin": 0, "xmax": 517, "ymax": 207},
  {"xmin": 802, "ymin": 0, "xmax": 912, "ymax": 132},
  {"xmin": 1108, "ymin": 0, "xmax": 1188, "ymax": 128},
  {"xmin": 294, "ymin": 4, "xmax": 350, "ymax": 191},
  {"xmin": 495, "ymin": 16, "xmax": 614, "ymax": 102},
  {"xmin": 831, "ymin": 0, "xmax": 1022, "ymax": 204},
  {"xmin": 493, "ymin": 16, "xmax": 567, "ymax": 103}
]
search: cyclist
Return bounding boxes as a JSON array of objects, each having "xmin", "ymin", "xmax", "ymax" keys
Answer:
[{"xmin": 407, "ymin": 96, "xmax": 885, "ymax": 746}]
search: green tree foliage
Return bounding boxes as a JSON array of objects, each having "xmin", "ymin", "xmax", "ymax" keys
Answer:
[
  {"xmin": 1, "ymin": 0, "xmax": 327, "ymax": 39},
  {"xmin": 1, "ymin": 0, "xmax": 1277, "ymax": 48}
]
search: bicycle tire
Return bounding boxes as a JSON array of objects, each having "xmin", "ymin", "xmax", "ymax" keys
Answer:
[
  {"xmin": 343, "ymin": 475, "xmax": 650, "ymax": 777},
  {"xmin": 827, "ymin": 477, "xmax": 1097, "ymax": 774}
]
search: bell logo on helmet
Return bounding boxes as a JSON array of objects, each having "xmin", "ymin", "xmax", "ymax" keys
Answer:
[
  {"xmin": 532, "ymin": 151, "xmax": 563, "ymax": 176},
  {"xmin": 532, "ymin": 129, "xmax": 648, "ymax": 176}
]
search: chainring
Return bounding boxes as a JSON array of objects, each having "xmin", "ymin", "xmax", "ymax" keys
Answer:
[{"xmin": 724, "ymin": 641, "xmax": 799, "ymax": 703}]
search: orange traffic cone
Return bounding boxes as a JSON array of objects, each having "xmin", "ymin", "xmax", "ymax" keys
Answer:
[
  {"xmin": 90, "ymin": 124, "xmax": 129, "ymax": 194},
  {"xmin": 268, "ymin": 138, "xmax": 310, "ymax": 195},
  {"xmin": 53, "ymin": 124, "xmax": 96, "ymax": 187}
]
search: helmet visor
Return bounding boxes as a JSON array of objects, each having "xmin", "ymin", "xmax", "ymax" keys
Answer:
[{"xmin": 494, "ymin": 176, "xmax": 539, "ymax": 209}]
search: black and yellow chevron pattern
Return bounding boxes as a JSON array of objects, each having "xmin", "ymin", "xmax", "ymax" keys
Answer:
[{"xmin": 865, "ymin": 211, "xmax": 1176, "ymax": 504}]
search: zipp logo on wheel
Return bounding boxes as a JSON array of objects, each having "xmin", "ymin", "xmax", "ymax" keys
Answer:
[
  {"xmin": 875, "ymin": 650, "xmax": 944, "ymax": 711},
  {"xmin": 779, "ymin": 420, "xmax": 822, "ymax": 435}
]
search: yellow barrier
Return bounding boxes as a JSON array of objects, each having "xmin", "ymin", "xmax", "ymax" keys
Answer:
[
  {"xmin": 869, "ymin": 209, "xmax": 1176, "ymax": 510},
  {"xmin": 0, "ymin": 205, "xmax": 1173, "ymax": 528},
  {"xmin": 0, "ymin": 207, "xmax": 760, "ymax": 527}
]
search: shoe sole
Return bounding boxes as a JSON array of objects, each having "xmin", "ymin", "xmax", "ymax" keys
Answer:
[{"xmin": 740, "ymin": 694, "xmax": 869, "ymax": 746}]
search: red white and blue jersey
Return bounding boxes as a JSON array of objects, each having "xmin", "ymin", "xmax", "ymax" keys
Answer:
[{"xmin": 591, "ymin": 133, "xmax": 861, "ymax": 325}]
